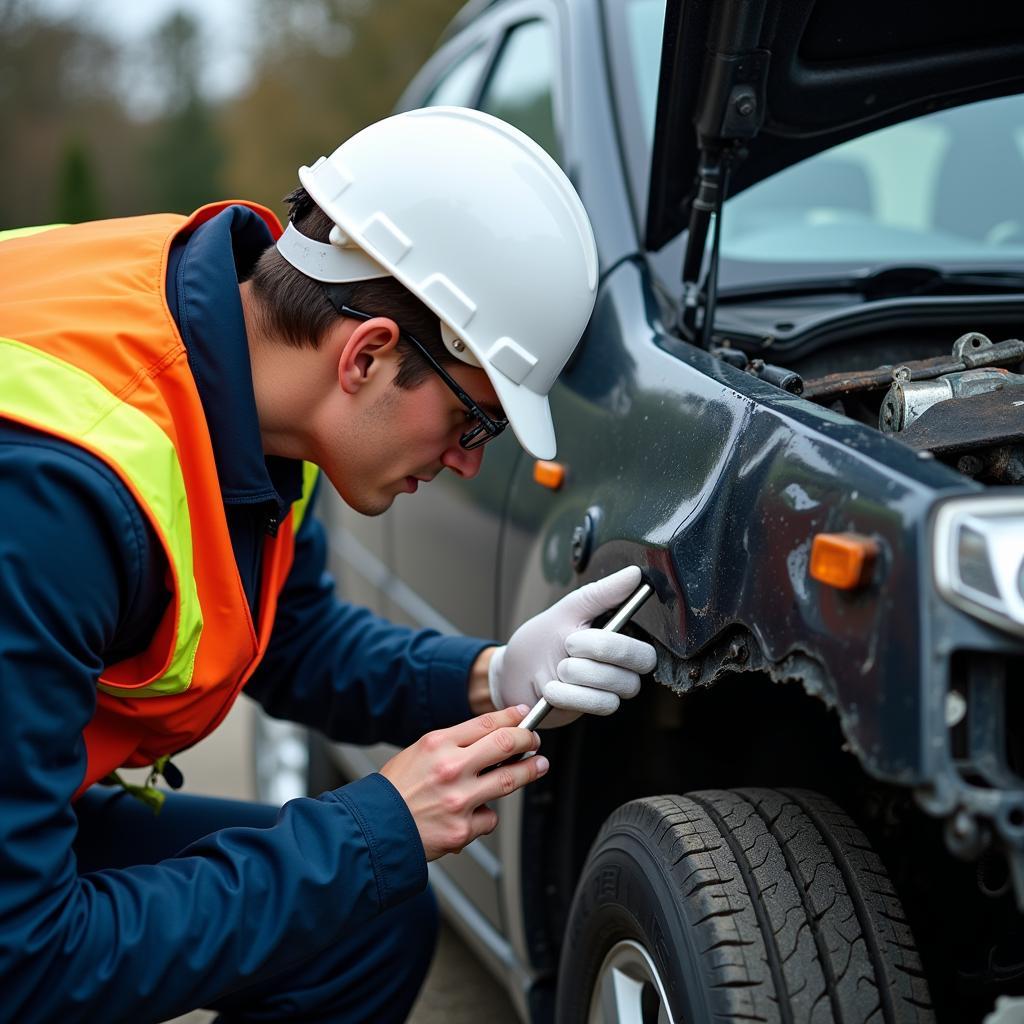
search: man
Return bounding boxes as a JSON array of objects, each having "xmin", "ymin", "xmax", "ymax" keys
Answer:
[{"xmin": 0, "ymin": 108, "xmax": 655, "ymax": 1022}]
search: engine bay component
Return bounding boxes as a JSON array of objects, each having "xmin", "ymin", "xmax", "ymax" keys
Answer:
[
  {"xmin": 880, "ymin": 367, "xmax": 1023, "ymax": 433},
  {"xmin": 802, "ymin": 333, "xmax": 1024, "ymax": 401},
  {"xmin": 896, "ymin": 388, "xmax": 1024, "ymax": 454}
]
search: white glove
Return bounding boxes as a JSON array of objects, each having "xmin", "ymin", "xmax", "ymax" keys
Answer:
[{"xmin": 488, "ymin": 566, "xmax": 658, "ymax": 727}]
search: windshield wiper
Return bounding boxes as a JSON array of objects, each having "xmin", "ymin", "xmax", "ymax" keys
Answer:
[{"xmin": 718, "ymin": 265, "xmax": 1024, "ymax": 304}]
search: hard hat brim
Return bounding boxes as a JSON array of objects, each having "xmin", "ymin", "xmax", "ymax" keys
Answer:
[{"xmin": 486, "ymin": 373, "xmax": 557, "ymax": 460}]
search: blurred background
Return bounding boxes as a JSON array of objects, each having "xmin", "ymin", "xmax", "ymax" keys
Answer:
[{"xmin": 0, "ymin": 0, "xmax": 464, "ymax": 229}]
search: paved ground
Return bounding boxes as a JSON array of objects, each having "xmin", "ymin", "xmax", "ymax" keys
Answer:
[{"xmin": 161, "ymin": 698, "xmax": 520, "ymax": 1024}]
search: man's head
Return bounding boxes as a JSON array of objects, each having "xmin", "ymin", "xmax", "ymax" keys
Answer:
[
  {"xmin": 245, "ymin": 106, "xmax": 598, "ymax": 513},
  {"xmin": 250, "ymin": 186, "xmax": 458, "ymax": 389},
  {"xmin": 244, "ymin": 187, "xmax": 507, "ymax": 515}
]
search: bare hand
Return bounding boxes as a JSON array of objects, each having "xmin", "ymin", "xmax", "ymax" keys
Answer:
[{"xmin": 380, "ymin": 705, "xmax": 549, "ymax": 861}]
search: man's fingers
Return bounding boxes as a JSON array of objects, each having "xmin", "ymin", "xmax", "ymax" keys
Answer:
[
  {"xmin": 444, "ymin": 705, "xmax": 529, "ymax": 748},
  {"xmin": 472, "ymin": 754, "xmax": 550, "ymax": 807},
  {"xmin": 466, "ymin": 723, "xmax": 540, "ymax": 774},
  {"xmin": 470, "ymin": 804, "xmax": 500, "ymax": 840},
  {"xmin": 562, "ymin": 565, "xmax": 642, "ymax": 622},
  {"xmin": 565, "ymin": 629, "xmax": 657, "ymax": 673},
  {"xmin": 543, "ymin": 679, "xmax": 619, "ymax": 716},
  {"xmin": 556, "ymin": 657, "xmax": 640, "ymax": 698}
]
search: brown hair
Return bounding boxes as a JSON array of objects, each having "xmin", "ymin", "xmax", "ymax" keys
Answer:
[{"xmin": 248, "ymin": 187, "xmax": 454, "ymax": 388}]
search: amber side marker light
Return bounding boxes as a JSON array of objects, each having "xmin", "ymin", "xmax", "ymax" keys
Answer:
[
  {"xmin": 809, "ymin": 532, "xmax": 879, "ymax": 590},
  {"xmin": 533, "ymin": 460, "xmax": 566, "ymax": 490}
]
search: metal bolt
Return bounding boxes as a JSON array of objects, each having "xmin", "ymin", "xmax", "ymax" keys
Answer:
[
  {"xmin": 734, "ymin": 95, "xmax": 755, "ymax": 117},
  {"xmin": 570, "ymin": 526, "xmax": 586, "ymax": 563},
  {"xmin": 452, "ymin": 338, "xmax": 466, "ymax": 352},
  {"xmin": 728, "ymin": 641, "xmax": 748, "ymax": 664},
  {"xmin": 952, "ymin": 809, "xmax": 974, "ymax": 839},
  {"xmin": 945, "ymin": 690, "xmax": 967, "ymax": 727}
]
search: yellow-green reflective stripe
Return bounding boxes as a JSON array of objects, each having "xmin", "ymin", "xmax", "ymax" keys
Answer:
[
  {"xmin": 0, "ymin": 337, "xmax": 202, "ymax": 696},
  {"xmin": 292, "ymin": 461, "xmax": 320, "ymax": 533},
  {"xmin": 0, "ymin": 224, "xmax": 67, "ymax": 242}
]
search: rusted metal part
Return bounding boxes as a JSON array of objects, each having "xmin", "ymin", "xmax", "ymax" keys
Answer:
[
  {"xmin": 897, "ymin": 388, "xmax": 1024, "ymax": 453},
  {"xmin": 802, "ymin": 337, "xmax": 1024, "ymax": 399},
  {"xmin": 880, "ymin": 367, "xmax": 1021, "ymax": 433},
  {"xmin": 986, "ymin": 445, "xmax": 1024, "ymax": 484},
  {"xmin": 656, "ymin": 626, "xmax": 835, "ymax": 708}
]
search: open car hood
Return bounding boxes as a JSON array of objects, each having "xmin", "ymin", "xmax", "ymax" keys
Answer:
[{"xmin": 646, "ymin": 0, "xmax": 1024, "ymax": 251}]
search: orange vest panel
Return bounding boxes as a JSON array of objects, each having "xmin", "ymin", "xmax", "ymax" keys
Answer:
[{"xmin": 0, "ymin": 203, "xmax": 300, "ymax": 794}]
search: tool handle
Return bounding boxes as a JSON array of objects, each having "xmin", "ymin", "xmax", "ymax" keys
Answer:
[{"xmin": 518, "ymin": 581, "xmax": 654, "ymax": 732}]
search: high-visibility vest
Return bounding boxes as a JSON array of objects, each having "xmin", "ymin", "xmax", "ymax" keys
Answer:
[{"xmin": 0, "ymin": 203, "xmax": 319, "ymax": 797}]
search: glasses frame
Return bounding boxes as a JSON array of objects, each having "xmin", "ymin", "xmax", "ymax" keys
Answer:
[{"xmin": 321, "ymin": 284, "xmax": 508, "ymax": 451}]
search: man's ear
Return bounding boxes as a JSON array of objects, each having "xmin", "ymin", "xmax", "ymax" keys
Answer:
[{"xmin": 334, "ymin": 317, "xmax": 402, "ymax": 395}]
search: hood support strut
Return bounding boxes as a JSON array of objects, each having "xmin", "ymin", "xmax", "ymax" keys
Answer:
[{"xmin": 678, "ymin": 0, "xmax": 771, "ymax": 347}]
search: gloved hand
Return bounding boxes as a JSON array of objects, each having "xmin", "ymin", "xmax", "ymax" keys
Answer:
[{"xmin": 488, "ymin": 565, "xmax": 657, "ymax": 727}]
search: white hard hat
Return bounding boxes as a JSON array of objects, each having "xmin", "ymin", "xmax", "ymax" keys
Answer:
[{"xmin": 275, "ymin": 106, "xmax": 598, "ymax": 460}]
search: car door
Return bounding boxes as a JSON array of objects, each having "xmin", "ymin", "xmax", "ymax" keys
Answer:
[
  {"xmin": 382, "ymin": 9, "xmax": 568, "ymax": 939},
  {"xmin": 388, "ymin": 15, "xmax": 564, "ymax": 642}
]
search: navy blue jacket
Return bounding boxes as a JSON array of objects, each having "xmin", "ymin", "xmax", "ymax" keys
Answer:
[{"xmin": 0, "ymin": 207, "xmax": 490, "ymax": 1021}]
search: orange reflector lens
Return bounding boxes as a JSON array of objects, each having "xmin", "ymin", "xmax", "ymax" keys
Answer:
[
  {"xmin": 533, "ymin": 460, "xmax": 566, "ymax": 490},
  {"xmin": 809, "ymin": 532, "xmax": 878, "ymax": 590}
]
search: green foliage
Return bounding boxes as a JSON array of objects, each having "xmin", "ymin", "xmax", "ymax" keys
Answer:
[
  {"xmin": 147, "ymin": 11, "xmax": 225, "ymax": 213},
  {"xmin": 220, "ymin": 0, "xmax": 465, "ymax": 211},
  {"xmin": 55, "ymin": 138, "xmax": 104, "ymax": 222},
  {"xmin": 2, "ymin": 0, "xmax": 464, "ymax": 226},
  {"xmin": 149, "ymin": 93, "xmax": 225, "ymax": 213}
]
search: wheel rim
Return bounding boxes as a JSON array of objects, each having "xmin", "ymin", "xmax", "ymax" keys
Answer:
[
  {"xmin": 252, "ymin": 713, "xmax": 309, "ymax": 805},
  {"xmin": 587, "ymin": 938, "xmax": 675, "ymax": 1024}
]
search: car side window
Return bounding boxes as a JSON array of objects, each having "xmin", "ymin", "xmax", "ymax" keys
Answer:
[
  {"xmin": 423, "ymin": 46, "xmax": 489, "ymax": 107},
  {"xmin": 478, "ymin": 20, "xmax": 561, "ymax": 164}
]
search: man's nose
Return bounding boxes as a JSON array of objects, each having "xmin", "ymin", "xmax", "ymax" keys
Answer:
[{"xmin": 441, "ymin": 442, "xmax": 485, "ymax": 479}]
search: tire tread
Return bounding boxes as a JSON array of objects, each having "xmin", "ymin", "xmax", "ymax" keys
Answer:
[{"xmin": 568, "ymin": 789, "xmax": 934, "ymax": 1024}]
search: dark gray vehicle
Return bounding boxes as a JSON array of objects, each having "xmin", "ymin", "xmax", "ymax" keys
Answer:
[{"xmin": 254, "ymin": 1, "xmax": 1024, "ymax": 1020}]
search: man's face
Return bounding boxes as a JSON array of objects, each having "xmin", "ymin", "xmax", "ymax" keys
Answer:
[{"xmin": 312, "ymin": 335, "xmax": 506, "ymax": 516}]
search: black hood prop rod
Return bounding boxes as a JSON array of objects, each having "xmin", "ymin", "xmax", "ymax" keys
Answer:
[{"xmin": 679, "ymin": 0, "xmax": 770, "ymax": 349}]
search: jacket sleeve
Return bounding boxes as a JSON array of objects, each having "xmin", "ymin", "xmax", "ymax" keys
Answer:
[
  {"xmin": 245, "ymin": 484, "xmax": 491, "ymax": 747},
  {"xmin": 0, "ymin": 434, "xmax": 427, "ymax": 1024}
]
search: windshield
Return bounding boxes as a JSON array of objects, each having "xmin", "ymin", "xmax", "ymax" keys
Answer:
[{"xmin": 625, "ymin": 0, "xmax": 1024, "ymax": 268}]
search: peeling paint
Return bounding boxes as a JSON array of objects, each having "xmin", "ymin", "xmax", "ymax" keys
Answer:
[
  {"xmin": 782, "ymin": 482, "xmax": 819, "ymax": 511},
  {"xmin": 786, "ymin": 537, "xmax": 812, "ymax": 602}
]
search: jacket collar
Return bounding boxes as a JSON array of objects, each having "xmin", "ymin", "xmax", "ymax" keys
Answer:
[{"xmin": 166, "ymin": 205, "xmax": 302, "ymax": 515}]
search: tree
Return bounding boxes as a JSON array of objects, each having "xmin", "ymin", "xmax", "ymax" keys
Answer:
[
  {"xmin": 220, "ymin": 0, "xmax": 463, "ymax": 211},
  {"xmin": 54, "ymin": 138, "xmax": 104, "ymax": 222},
  {"xmin": 147, "ymin": 11, "xmax": 225, "ymax": 213}
]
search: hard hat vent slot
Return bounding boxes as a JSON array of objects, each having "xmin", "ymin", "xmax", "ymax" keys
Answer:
[
  {"xmin": 360, "ymin": 214, "xmax": 412, "ymax": 266},
  {"xmin": 309, "ymin": 159, "xmax": 353, "ymax": 203},
  {"xmin": 420, "ymin": 274, "xmax": 476, "ymax": 329},
  {"xmin": 488, "ymin": 338, "xmax": 537, "ymax": 385}
]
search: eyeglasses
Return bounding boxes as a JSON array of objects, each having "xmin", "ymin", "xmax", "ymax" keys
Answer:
[{"xmin": 321, "ymin": 284, "xmax": 508, "ymax": 451}]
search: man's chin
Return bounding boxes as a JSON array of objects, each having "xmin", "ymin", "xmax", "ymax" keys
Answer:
[
  {"xmin": 348, "ymin": 493, "xmax": 395, "ymax": 517},
  {"xmin": 318, "ymin": 470, "xmax": 396, "ymax": 517}
]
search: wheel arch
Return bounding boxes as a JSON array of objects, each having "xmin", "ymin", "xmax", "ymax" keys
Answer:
[{"xmin": 519, "ymin": 652, "xmax": 870, "ymax": 979}]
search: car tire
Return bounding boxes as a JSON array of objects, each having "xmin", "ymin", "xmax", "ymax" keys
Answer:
[{"xmin": 556, "ymin": 788, "xmax": 934, "ymax": 1024}]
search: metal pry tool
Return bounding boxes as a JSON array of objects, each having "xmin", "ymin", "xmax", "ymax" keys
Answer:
[{"xmin": 519, "ymin": 580, "xmax": 655, "ymax": 732}]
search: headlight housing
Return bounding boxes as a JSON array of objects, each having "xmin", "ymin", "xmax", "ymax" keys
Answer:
[{"xmin": 934, "ymin": 495, "xmax": 1024, "ymax": 637}]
